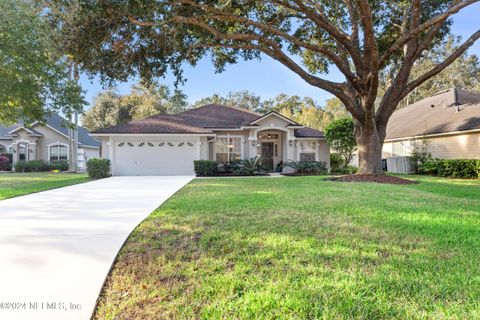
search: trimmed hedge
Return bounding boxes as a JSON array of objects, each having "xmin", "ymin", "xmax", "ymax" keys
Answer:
[
  {"xmin": 194, "ymin": 160, "xmax": 218, "ymax": 176},
  {"xmin": 14, "ymin": 159, "xmax": 70, "ymax": 172},
  {"xmin": 15, "ymin": 160, "xmax": 51, "ymax": 172},
  {"xmin": 86, "ymin": 158, "xmax": 110, "ymax": 178},
  {"xmin": 421, "ymin": 159, "xmax": 480, "ymax": 179},
  {"xmin": 284, "ymin": 160, "xmax": 328, "ymax": 175},
  {"xmin": 50, "ymin": 160, "xmax": 69, "ymax": 171}
]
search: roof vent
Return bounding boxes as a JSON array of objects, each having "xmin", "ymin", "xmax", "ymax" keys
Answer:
[{"xmin": 430, "ymin": 104, "xmax": 435, "ymax": 108}]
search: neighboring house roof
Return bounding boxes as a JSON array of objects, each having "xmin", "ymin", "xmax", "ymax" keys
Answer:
[
  {"xmin": 0, "ymin": 123, "xmax": 21, "ymax": 139},
  {"xmin": 92, "ymin": 104, "xmax": 325, "ymax": 138},
  {"xmin": 385, "ymin": 88, "xmax": 480, "ymax": 140},
  {"xmin": 0, "ymin": 113, "xmax": 100, "ymax": 147}
]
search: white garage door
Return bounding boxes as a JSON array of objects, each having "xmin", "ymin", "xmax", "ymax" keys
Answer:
[{"xmin": 113, "ymin": 137, "xmax": 199, "ymax": 176}]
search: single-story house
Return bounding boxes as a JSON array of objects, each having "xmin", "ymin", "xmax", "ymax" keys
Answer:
[
  {"xmin": 90, "ymin": 104, "xmax": 329, "ymax": 176},
  {"xmin": 0, "ymin": 114, "xmax": 100, "ymax": 170},
  {"xmin": 381, "ymin": 88, "xmax": 480, "ymax": 173}
]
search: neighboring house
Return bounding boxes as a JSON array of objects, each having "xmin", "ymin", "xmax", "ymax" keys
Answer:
[
  {"xmin": 381, "ymin": 88, "xmax": 480, "ymax": 173},
  {"xmin": 0, "ymin": 114, "xmax": 101, "ymax": 170},
  {"xmin": 90, "ymin": 104, "xmax": 329, "ymax": 176}
]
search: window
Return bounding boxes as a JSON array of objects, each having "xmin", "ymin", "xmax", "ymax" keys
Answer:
[
  {"xmin": 258, "ymin": 132, "xmax": 279, "ymax": 140},
  {"xmin": 49, "ymin": 144, "xmax": 68, "ymax": 161},
  {"xmin": 215, "ymin": 137, "xmax": 241, "ymax": 162},
  {"xmin": 0, "ymin": 144, "xmax": 5, "ymax": 154},
  {"xmin": 19, "ymin": 144, "xmax": 26, "ymax": 161},
  {"xmin": 299, "ymin": 142, "xmax": 316, "ymax": 161}
]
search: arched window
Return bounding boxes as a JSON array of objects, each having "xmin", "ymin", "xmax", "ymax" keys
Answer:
[{"xmin": 49, "ymin": 144, "xmax": 68, "ymax": 161}]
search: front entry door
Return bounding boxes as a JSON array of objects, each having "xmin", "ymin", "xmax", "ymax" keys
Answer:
[{"xmin": 261, "ymin": 142, "xmax": 274, "ymax": 171}]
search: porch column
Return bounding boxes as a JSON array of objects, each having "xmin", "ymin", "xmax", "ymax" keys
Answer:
[
  {"xmin": 11, "ymin": 143, "xmax": 19, "ymax": 164},
  {"xmin": 248, "ymin": 137, "xmax": 257, "ymax": 158},
  {"xmin": 28, "ymin": 142, "xmax": 37, "ymax": 161},
  {"xmin": 286, "ymin": 129, "xmax": 296, "ymax": 161}
]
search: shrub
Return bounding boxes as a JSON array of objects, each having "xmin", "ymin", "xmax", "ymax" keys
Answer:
[
  {"xmin": 284, "ymin": 160, "xmax": 327, "ymax": 175},
  {"xmin": 87, "ymin": 158, "xmax": 110, "ymax": 178},
  {"xmin": 331, "ymin": 165, "xmax": 358, "ymax": 175},
  {"xmin": 217, "ymin": 160, "xmax": 240, "ymax": 174},
  {"xmin": 14, "ymin": 160, "xmax": 50, "ymax": 172},
  {"xmin": 193, "ymin": 160, "xmax": 218, "ymax": 176},
  {"xmin": 234, "ymin": 157, "xmax": 265, "ymax": 176},
  {"xmin": 420, "ymin": 159, "xmax": 438, "ymax": 175},
  {"xmin": 410, "ymin": 139, "xmax": 432, "ymax": 174},
  {"xmin": 330, "ymin": 153, "xmax": 343, "ymax": 171},
  {"xmin": 0, "ymin": 154, "xmax": 11, "ymax": 171},
  {"xmin": 421, "ymin": 159, "xmax": 480, "ymax": 179},
  {"xmin": 50, "ymin": 160, "xmax": 69, "ymax": 171},
  {"xmin": 325, "ymin": 117, "xmax": 356, "ymax": 168},
  {"xmin": 437, "ymin": 159, "xmax": 478, "ymax": 178}
]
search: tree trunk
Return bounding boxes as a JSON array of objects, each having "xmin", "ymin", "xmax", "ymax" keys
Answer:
[{"xmin": 355, "ymin": 121, "xmax": 385, "ymax": 175}]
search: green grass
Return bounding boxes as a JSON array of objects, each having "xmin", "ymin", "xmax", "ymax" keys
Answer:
[
  {"xmin": 0, "ymin": 172, "xmax": 91, "ymax": 200},
  {"xmin": 95, "ymin": 175, "xmax": 480, "ymax": 319}
]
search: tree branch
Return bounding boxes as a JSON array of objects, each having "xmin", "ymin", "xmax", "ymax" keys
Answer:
[
  {"xmin": 375, "ymin": 0, "xmax": 422, "ymax": 126},
  {"xmin": 379, "ymin": 0, "xmax": 479, "ymax": 67},
  {"xmin": 274, "ymin": 0, "xmax": 365, "ymax": 75},
  {"xmin": 356, "ymin": 0, "xmax": 380, "ymax": 109},
  {"xmin": 176, "ymin": 0, "xmax": 359, "ymax": 84},
  {"xmin": 170, "ymin": 14, "xmax": 363, "ymax": 115},
  {"xmin": 402, "ymin": 30, "xmax": 480, "ymax": 98}
]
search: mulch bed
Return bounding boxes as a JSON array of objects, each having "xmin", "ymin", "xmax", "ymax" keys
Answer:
[{"xmin": 326, "ymin": 174, "xmax": 418, "ymax": 185}]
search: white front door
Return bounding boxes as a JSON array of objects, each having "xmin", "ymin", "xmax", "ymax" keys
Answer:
[{"xmin": 113, "ymin": 137, "xmax": 199, "ymax": 176}]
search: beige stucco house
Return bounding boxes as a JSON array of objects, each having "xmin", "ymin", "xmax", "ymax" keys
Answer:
[
  {"xmin": 381, "ymin": 88, "xmax": 480, "ymax": 173},
  {"xmin": 0, "ymin": 114, "xmax": 100, "ymax": 170},
  {"xmin": 90, "ymin": 104, "xmax": 329, "ymax": 176}
]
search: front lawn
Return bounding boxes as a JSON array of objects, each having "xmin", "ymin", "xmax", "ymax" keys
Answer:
[
  {"xmin": 95, "ymin": 175, "xmax": 480, "ymax": 319},
  {"xmin": 0, "ymin": 172, "xmax": 91, "ymax": 200}
]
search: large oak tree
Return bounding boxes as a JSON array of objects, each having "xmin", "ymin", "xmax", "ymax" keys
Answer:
[
  {"xmin": 46, "ymin": 0, "xmax": 480, "ymax": 174},
  {"xmin": 0, "ymin": 0, "xmax": 85, "ymax": 125}
]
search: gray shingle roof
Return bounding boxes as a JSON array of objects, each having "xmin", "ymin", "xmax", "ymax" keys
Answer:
[
  {"xmin": 385, "ymin": 88, "xmax": 480, "ymax": 140},
  {"xmin": 44, "ymin": 114, "xmax": 100, "ymax": 147},
  {"xmin": 0, "ymin": 114, "xmax": 100, "ymax": 147}
]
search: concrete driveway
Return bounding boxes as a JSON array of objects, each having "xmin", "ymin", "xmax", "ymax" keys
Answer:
[{"xmin": 0, "ymin": 176, "xmax": 193, "ymax": 320}]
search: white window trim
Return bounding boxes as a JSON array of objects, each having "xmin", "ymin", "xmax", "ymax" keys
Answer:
[
  {"xmin": 297, "ymin": 141, "xmax": 318, "ymax": 161},
  {"xmin": 48, "ymin": 142, "xmax": 69, "ymax": 162},
  {"xmin": 214, "ymin": 135, "xmax": 244, "ymax": 162}
]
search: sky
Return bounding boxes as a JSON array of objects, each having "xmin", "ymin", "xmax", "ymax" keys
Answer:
[{"xmin": 79, "ymin": 3, "xmax": 480, "ymax": 110}]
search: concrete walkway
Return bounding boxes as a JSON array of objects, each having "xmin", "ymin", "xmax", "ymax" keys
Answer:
[{"xmin": 0, "ymin": 176, "xmax": 193, "ymax": 320}]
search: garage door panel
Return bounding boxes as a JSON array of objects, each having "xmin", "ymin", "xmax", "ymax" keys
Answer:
[{"xmin": 113, "ymin": 138, "xmax": 198, "ymax": 176}]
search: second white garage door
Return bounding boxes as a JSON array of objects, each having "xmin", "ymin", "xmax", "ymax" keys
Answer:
[{"xmin": 113, "ymin": 137, "xmax": 199, "ymax": 176}]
